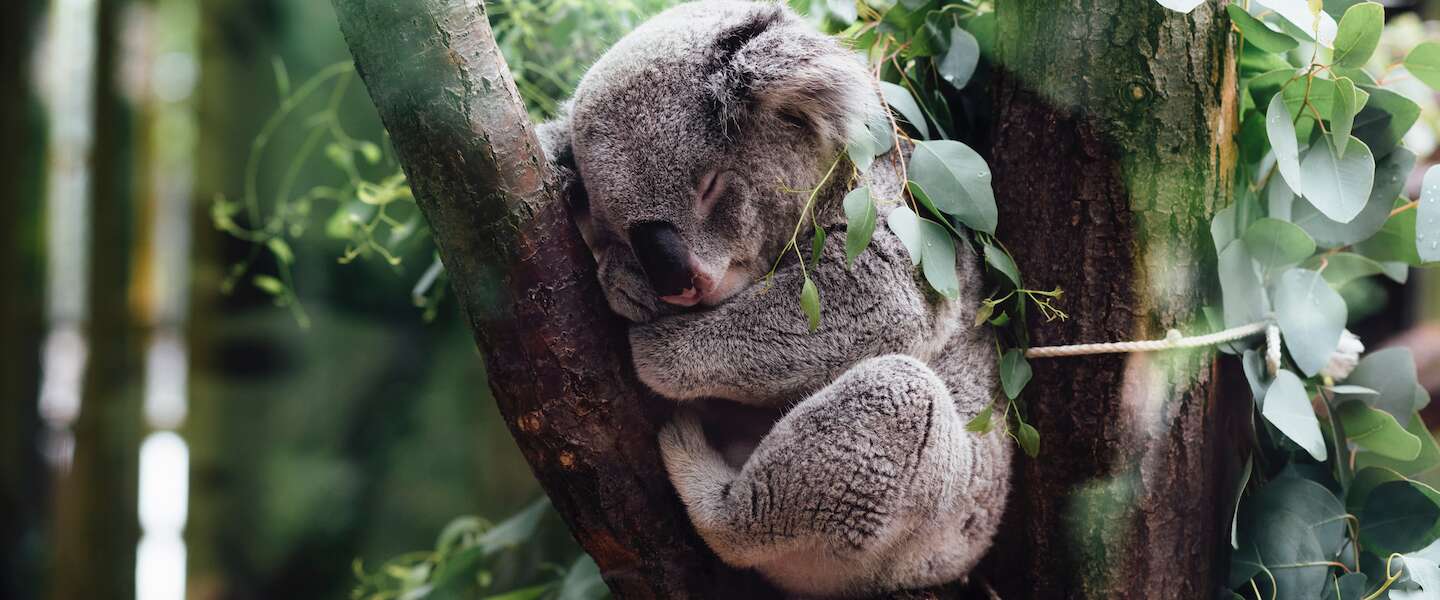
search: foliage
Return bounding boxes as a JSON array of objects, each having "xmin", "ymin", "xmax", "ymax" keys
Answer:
[
  {"xmin": 797, "ymin": 0, "xmax": 1055, "ymax": 456},
  {"xmin": 1159, "ymin": 1, "xmax": 1440, "ymax": 598},
  {"xmin": 352, "ymin": 498, "xmax": 608, "ymax": 600}
]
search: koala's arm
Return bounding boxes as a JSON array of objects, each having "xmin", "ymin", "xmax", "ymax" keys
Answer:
[{"xmin": 630, "ymin": 219, "xmax": 956, "ymax": 406}]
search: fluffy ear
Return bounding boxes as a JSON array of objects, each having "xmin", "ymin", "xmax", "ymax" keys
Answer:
[
  {"xmin": 704, "ymin": 5, "xmax": 878, "ymax": 148},
  {"xmin": 536, "ymin": 102, "xmax": 590, "ymax": 218}
]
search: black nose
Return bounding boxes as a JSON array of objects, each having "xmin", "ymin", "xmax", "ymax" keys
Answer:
[{"xmin": 629, "ymin": 221, "xmax": 694, "ymax": 297}]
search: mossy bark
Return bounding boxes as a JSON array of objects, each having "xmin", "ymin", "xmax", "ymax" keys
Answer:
[{"xmin": 982, "ymin": 1, "xmax": 1239, "ymax": 598}]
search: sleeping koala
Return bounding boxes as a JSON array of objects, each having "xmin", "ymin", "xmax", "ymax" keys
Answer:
[{"xmin": 536, "ymin": 1, "xmax": 1011, "ymax": 596}]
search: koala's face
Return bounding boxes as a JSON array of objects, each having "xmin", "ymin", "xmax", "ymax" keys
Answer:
[{"xmin": 564, "ymin": 0, "xmax": 875, "ymax": 323}]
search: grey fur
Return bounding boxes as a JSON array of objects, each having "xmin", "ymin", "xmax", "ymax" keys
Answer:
[{"xmin": 539, "ymin": 1, "xmax": 1010, "ymax": 595}]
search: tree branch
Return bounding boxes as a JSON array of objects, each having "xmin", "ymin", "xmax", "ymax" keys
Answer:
[{"xmin": 330, "ymin": 1, "xmax": 773, "ymax": 596}]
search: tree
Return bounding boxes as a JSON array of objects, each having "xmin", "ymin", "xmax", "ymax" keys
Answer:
[
  {"xmin": 331, "ymin": 0, "xmax": 1236, "ymax": 598},
  {"xmin": 981, "ymin": 3, "xmax": 1237, "ymax": 599}
]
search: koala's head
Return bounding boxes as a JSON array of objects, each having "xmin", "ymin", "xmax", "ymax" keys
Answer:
[{"xmin": 561, "ymin": 0, "xmax": 880, "ymax": 322}]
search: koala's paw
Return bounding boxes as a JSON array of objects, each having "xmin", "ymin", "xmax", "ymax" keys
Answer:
[
  {"xmin": 658, "ymin": 411, "xmax": 730, "ymax": 495},
  {"xmin": 629, "ymin": 323, "xmax": 703, "ymax": 400}
]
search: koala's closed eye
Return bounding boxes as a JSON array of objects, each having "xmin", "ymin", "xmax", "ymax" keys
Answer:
[{"xmin": 696, "ymin": 170, "xmax": 728, "ymax": 215}]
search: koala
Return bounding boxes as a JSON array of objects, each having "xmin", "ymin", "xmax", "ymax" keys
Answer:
[{"xmin": 536, "ymin": 1, "xmax": 1011, "ymax": 596}]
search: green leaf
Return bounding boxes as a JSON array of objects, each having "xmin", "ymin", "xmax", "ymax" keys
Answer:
[
  {"xmin": 1338, "ymin": 401, "xmax": 1422, "ymax": 461},
  {"xmin": 825, "ymin": 0, "xmax": 857, "ymax": 22},
  {"xmin": 1405, "ymin": 41, "xmax": 1440, "ymax": 90},
  {"xmin": 1309, "ymin": 252, "xmax": 1383, "ymax": 285},
  {"xmin": 1241, "ymin": 218, "xmax": 1316, "ymax": 273},
  {"xmin": 1267, "ymin": 92, "xmax": 1304, "ymax": 197},
  {"xmin": 1231, "ymin": 457, "xmax": 1252, "ymax": 549},
  {"xmin": 1245, "ymin": 475, "xmax": 1349, "ymax": 551},
  {"xmin": 1235, "ymin": 512, "xmax": 1330, "ymax": 598},
  {"xmin": 843, "ymin": 187, "xmax": 877, "ymax": 267},
  {"xmin": 477, "ymin": 497, "xmax": 550, "ymax": 556},
  {"xmin": 799, "ymin": 276, "xmax": 821, "ymax": 332},
  {"xmin": 918, "ymin": 217, "xmax": 960, "ymax": 298},
  {"xmin": 887, "ymin": 206, "xmax": 923, "ymax": 266},
  {"xmin": 810, "ymin": 224, "xmax": 826, "ymax": 269},
  {"xmin": 1393, "ymin": 556, "xmax": 1440, "ymax": 600},
  {"xmin": 1331, "ymin": 2, "xmax": 1383, "ymax": 68},
  {"xmin": 1218, "ymin": 241, "xmax": 1270, "ymax": 329},
  {"xmin": 1420, "ymin": 165, "xmax": 1440, "ymax": 263},
  {"xmin": 1294, "ymin": 147, "xmax": 1414, "ymax": 248},
  {"xmin": 999, "ymin": 349, "xmax": 1032, "ymax": 400},
  {"xmin": 1336, "ymin": 573, "xmax": 1368, "ymax": 600},
  {"xmin": 1213, "ymin": 205, "xmax": 1239, "ymax": 254},
  {"xmin": 266, "ymin": 237, "xmax": 295, "ymax": 265},
  {"xmin": 983, "ymin": 244, "xmax": 1022, "ymax": 288},
  {"xmin": 879, "ymin": 81, "xmax": 930, "ymax": 139},
  {"xmin": 483, "ymin": 584, "xmax": 552, "ymax": 600},
  {"xmin": 1300, "ymin": 135, "xmax": 1375, "ymax": 224},
  {"xmin": 1338, "ymin": 347, "xmax": 1422, "ymax": 424},
  {"xmin": 1353, "ymin": 86, "xmax": 1420, "ymax": 159},
  {"xmin": 435, "ymin": 515, "xmax": 485, "ymax": 553},
  {"xmin": 1228, "ymin": 5, "xmax": 1300, "ymax": 53},
  {"xmin": 1356, "ymin": 200, "xmax": 1422, "ymax": 265},
  {"xmin": 846, "ymin": 110, "xmax": 893, "ymax": 173},
  {"xmin": 1360, "ymin": 481, "xmax": 1440, "ymax": 553},
  {"xmin": 973, "ymin": 300, "xmax": 995, "ymax": 327},
  {"xmin": 359, "ymin": 141, "xmax": 382, "ymax": 164},
  {"xmin": 1330, "ymin": 77, "xmax": 1357, "ymax": 157},
  {"xmin": 1355, "ymin": 411, "xmax": 1440, "ymax": 477},
  {"xmin": 1263, "ymin": 369, "xmax": 1328, "ymax": 461},
  {"xmin": 253, "ymin": 275, "xmax": 284, "ymax": 295},
  {"xmin": 938, "ymin": 26, "xmax": 979, "ymax": 90},
  {"xmin": 965, "ymin": 405, "xmax": 994, "ymax": 433},
  {"xmin": 1017, "ymin": 422, "xmax": 1040, "ymax": 458},
  {"xmin": 1272, "ymin": 268, "xmax": 1347, "ymax": 377},
  {"xmin": 908, "ymin": 140, "xmax": 997, "ymax": 233},
  {"xmin": 556, "ymin": 555, "xmax": 607, "ymax": 600}
]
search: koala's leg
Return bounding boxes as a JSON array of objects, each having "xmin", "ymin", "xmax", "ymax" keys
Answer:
[{"xmin": 659, "ymin": 354, "xmax": 965, "ymax": 571}]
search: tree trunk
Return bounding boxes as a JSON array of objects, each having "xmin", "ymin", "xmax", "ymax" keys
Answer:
[
  {"xmin": 983, "ymin": 1, "xmax": 1237, "ymax": 598},
  {"xmin": 330, "ymin": 1, "xmax": 775, "ymax": 597},
  {"xmin": 0, "ymin": 1, "xmax": 47, "ymax": 598}
]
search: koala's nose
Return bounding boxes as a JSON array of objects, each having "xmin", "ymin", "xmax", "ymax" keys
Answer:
[{"xmin": 629, "ymin": 221, "xmax": 696, "ymax": 299}]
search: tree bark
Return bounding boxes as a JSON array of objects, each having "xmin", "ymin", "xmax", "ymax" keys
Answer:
[
  {"xmin": 330, "ymin": 1, "xmax": 775, "ymax": 597},
  {"xmin": 983, "ymin": 1, "xmax": 1238, "ymax": 598}
]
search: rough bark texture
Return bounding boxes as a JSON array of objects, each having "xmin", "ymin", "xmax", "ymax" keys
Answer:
[
  {"xmin": 331, "ymin": 1, "xmax": 775, "ymax": 597},
  {"xmin": 982, "ymin": 1, "xmax": 1238, "ymax": 598}
]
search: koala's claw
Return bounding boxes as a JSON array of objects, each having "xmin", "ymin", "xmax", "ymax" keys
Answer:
[{"xmin": 658, "ymin": 411, "xmax": 713, "ymax": 466}]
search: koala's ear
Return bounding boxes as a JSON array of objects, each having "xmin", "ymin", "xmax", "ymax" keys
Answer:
[
  {"xmin": 705, "ymin": 6, "xmax": 876, "ymax": 148},
  {"xmin": 535, "ymin": 102, "xmax": 590, "ymax": 217}
]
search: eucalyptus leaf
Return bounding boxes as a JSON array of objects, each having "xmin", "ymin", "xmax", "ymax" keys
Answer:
[
  {"xmin": 1267, "ymin": 93, "xmax": 1304, "ymax": 197},
  {"xmin": 1228, "ymin": 5, "xmax": 1300, "ymax": 54},
  {"xmin": 1337, "ymin": 401, "xmax": 1422, "ymax": 461},
  {"xmin": 1300, "ymin": 135, "xmax": 1375, "ymax": 224},
  {"xmin": 843, "ymin": 187, "xmax": 878, "ymax": 267},
  {"xmin": 1294, "ymin": 147, "xmax": 1414, "ymax": 248},
  {"xmin": 1353, "ymin": 86, "xmax": 1420, "ymax": 159},
  {"xmin": 1356, "ymin": 200, "xmax": 1422, "ymax": 265},
  {"xmin": 1331, "ymin": 2, "xmax": 1383, "ymax": 69},
  {"xmin": 908, "ymin": 140, "xmax": 997, "ymax": 233},
  {"xmin": 1242, "ymin": 218, "xmax": 1316, "ymax": 273},
  {"xmin": 1338, "ymin": 347, "xmax": 1421, "ymax": 425},
  {"xmin": 1405, "ymin": 41, "xmax": 1440, "ymax": 90},
  {"xmin": 1419, "ymin": 165, "xmax": 1440, "ymax": 263},
  {"xmin": 1360, "ymin": 481, "xmax": 1440, "ymax": 553},
  {"xmin": 1017, "ymin": 422, "xmax": 1039, "ymax": 458},
  {"xmin": 1272, "ymin": 269, "xmax": 1346, "ymax": 377},
  {"xmin": 1231, "ymin": 458, "xmax": 1253, "ymax": 549},
  {"xmin": 1392, "ymin": 555, "xmax": 1440, "ymax": 600},
  {"xmin": 1218, "ymin": 241, "xmax": 1270, "ymax": 329},
  {"xmin": 938, "ymin": 26, "xmax": 980, "ymax": 90},
  {"xmin": 1237, "ymin": 512, "xmax": 1330, "ymax": 598},
  {"xmin": 983, "ymin": 244, "xmax": 1022, "ymax": 288},
  {"xmin": 1330, "ymin": 77, "xmax": 1357, "ymax": 157},
  {"xmin": 1263, "ymin": 369, "xmax": 1329, "ymax": 461},
  {"xmin": 886, "ymin": 206, "xmax": 923, "ymax": 266},
  {"xmin": 879, "ymin": 81, "xmax": 930, "ymax": 139},
  {"xmin": 1308, "ymin": 252, "xmax": 1383, "ymax": 285},
  {"xmin": 1245, "ymin": 475, "xmax": 1348, "ymax": 553},
  {"xmin": 1355, "ymin": 411, "xmax": 1440, "ymax": 478},
  {"xmin": 825, "ymin": 0, "xmax": 857, "ymax": 22},
  {"xmin": 556, "ymin": 555, "xmax": 608, "ymax": 600},
  {"xmin": 918, "ymin": 217, "xmax": 960, "ymax": 298},
  {"xmin": 1000, "ymin": 349, "xmax": 1032, "ymax": 400},
  {"xmin": 477, "ymin": 498, "xmax": 550, "ymax": 556},
  {"xmin": 800, "ymin": 277, "xmax": 821, "ymax": 332},
  {"xmin": 1213, "ymin": 205, "xmax": 1239, "ymax": 254}
]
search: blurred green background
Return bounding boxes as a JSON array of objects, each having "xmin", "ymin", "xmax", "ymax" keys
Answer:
[
  {"xmin": 1, "ymin": 1, "xmax": 679, "ymax": 599},
  {"xmin": 4, "ymin": 1, "xmax": 1440, "ymax": 600}
]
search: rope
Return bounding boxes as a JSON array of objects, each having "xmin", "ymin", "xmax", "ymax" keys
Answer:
[{"xmin": 1024, "ymin": 321, "xmax": 1269, "ymax": 359}]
